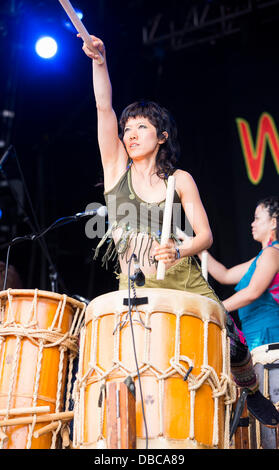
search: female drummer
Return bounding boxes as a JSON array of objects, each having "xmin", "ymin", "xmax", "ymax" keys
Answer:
[
  {"xmin": 81, "ymin": 37, "xmax": 214, "ymax": 293},
  {"xmin": 80, "ymin": 35, "xmax": 279, "ymax": 427},
  {"xmin": 199, "ymin": 196, "xmax": 279, "ymax": 352}
]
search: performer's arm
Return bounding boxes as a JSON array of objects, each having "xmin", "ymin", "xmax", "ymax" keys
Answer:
[
  {"xmin": 223, "ymin": 247, "xmax": 279, "ymax": 311},
  {"xmin": 198, "ymin": 251, "xmax": 255, "ymax": 285},
  {"xmin": 153, "ymin": 170, "xmax": 255, "ymax": 276},
  {"xmin": 176, "ymin": 170, "xmax": 213, "ymax": 256},
  {"xmin": 79, "ymin": 35, "xmax": 127, "ymax": 187},
  {"xmin": 153, "ymin": 170, "xmax": 213, "ymax": 263}
]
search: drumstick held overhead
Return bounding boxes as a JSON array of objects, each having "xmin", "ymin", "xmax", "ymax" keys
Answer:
[
  {"xmin": 157, "ymin": 175, "xmax": 175, "ymax": 280},
  {"xmin": 58, "ymin": 0, "xmax": 104, "ymax": 64}
]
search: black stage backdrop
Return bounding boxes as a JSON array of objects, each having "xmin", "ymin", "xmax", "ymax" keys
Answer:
[{"xmin": 0, "ymin": 0, "xmax": 278, "ymax": 327}]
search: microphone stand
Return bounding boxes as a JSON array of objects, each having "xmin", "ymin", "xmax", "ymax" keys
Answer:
[
  {"xmin": 0, "ymin": 147, "xmax": 65, "ymax": 293},
  {"xmin": 2, "ymin": 212, "xmax": 86, "ymax": 292}
]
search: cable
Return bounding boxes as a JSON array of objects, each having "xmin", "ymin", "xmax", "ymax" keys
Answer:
[
  {"xmin": 127, "ymin": 254, "xmax": 149, "ymax": 449},
  {"xmin": 0, "ymin": 148, "xmax": 67, "ymax": 292},
  {"xmin": 2, "ymin": 235, "xmax": 33, "ymax": 290},
  {"xmin": 3, "ymin": 244, "xmax": 11, "ymax": 291},
  {"xmin": 1, "ymin": 214, "xmax": 81, "ymax": 291}
]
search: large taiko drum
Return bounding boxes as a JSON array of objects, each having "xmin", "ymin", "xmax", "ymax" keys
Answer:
[
  {"xmin": 0, "ymin": 289, "xmax": 86, "ymax": 449},
  {"xmin": 250, "ymin": 343, "xmax": 279, "ymax": 449},
  {"xmin": 73, "ymin": 288, "xmax": 235, "ymax": 449}
]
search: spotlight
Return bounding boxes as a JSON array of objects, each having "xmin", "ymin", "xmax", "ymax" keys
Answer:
[{"xmin": 35, "ymin": 36, "xmax": 58, "ymax": 59}]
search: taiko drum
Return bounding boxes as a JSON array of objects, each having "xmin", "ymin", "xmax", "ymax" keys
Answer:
[
  {"xmin": 250, "ymin": 343, "xmax": 279, "ymax": 449},
  {"xmin": 0, "ymin": 289, "xmax": 85, "ymax": 449},
  {"xmin": 73, "ymin": 288, "xmax": 234, "ymax": 449}
]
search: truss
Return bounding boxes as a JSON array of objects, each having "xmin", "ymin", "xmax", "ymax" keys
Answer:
[{"xmin": 142, "ymin": 0, "xmax": 279, "ymax": 51}]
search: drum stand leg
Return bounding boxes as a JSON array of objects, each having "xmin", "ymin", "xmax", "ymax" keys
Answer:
[
  {"xmin": 234, "ymin": 402, "xmax": 250, "ymax": 449},
  {"xmin": 106, "ymin": 377, "xmax": 136, "ymax": 449},
  {"xmin": 231, "ymin": 388, "xmax": 250, "ymax": 449}
]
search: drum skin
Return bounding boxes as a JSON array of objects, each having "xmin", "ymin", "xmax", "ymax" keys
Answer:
[
  {"xmin": 76, "ymin": 289, "xmax": 229, "ymax": 449},
  {"xmin": 0, "ymin": 290, "xmax": 84, "ymax": 449},
  {"xmin": 251, "ymin": 343, "xmax": 279, "ymax": 449}
]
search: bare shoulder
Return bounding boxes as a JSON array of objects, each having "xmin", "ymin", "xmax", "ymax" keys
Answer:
[
  {"xmin": 173, "ymin": 169, "xmax": 195, "ymax": 182},
  {"xmin": 173, "ymin": 169, "xmax": 199, "ymax": 197},
  {"xmin": 258, "ymin": 245, "xmax": 279, "ymax": 267},
  {"xmin": 262, "ymin": 245, "xmax": 279, "ymax": 257}
]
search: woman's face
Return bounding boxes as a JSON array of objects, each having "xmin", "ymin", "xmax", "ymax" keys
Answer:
[
  {"xmin": 251, "ymin": 204, "xmax": 276, "ymax": 243},
  {"xmin": 122, "ymin": 116, "xmax": 165, "ymax": 161}
]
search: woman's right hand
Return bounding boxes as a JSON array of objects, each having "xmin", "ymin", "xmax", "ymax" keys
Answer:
[{"xmin": 77, "ymin": 34, "xmax": 105, "ymax": 62}]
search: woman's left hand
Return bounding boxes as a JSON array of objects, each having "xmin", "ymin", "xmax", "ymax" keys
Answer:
[{"xmin": 152, "ymin": 240, "xmax": 179, "ymax": 267}]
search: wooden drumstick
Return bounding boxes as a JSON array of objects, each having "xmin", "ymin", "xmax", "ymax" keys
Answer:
[
  {"xmin": 58, "ymin": 0, "xmax": 104, "ymax": 64},
  {"xmin": 0, "ymin": 406, "xmax": 50, "ymax": 416},
  {"xmin": 0, "ymin": 411, "xmax": 74, "ymax": 427},
  {"xmin": 61, "ymin": 425, "xmax": 70, "ymax": 447},
  {"xmin": 201, "ymin": 250, "xmax": 208, "ymax": 280},
  {"xmin": 156, "ymin": 175, "xmax": 175, "ymax": 280},
  {"xmin": 33, "ymin": 421, "xmax": 59, "ymax": 438}
]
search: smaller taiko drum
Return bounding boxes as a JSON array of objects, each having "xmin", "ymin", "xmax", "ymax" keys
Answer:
[
  {"xmin": 0, "ymin": 289, "xmax": 85, "ymax": 449},
  {"xmin": 250, "ymin": 343, "xmax": 279, "ymax": 449},
  {"xmin": 73, "ymin": 288, "xmax": 235, "ymax": 449}
]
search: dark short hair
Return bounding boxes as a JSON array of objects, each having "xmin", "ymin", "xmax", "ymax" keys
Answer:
[
  {"xmin": 257, "ymin": 196, "xmax": 279, "ymax": 240},
  {"xmin": 119, "ymin": 100, "xmax": 180, "ymax": 178}
]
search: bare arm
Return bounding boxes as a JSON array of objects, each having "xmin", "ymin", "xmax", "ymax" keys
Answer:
[
  {"xmin": 153, "ymin": 170, "xmax": 213, "ymax": 262},
  {"xmin": 201, "ymin": 251, "xmax": 255, "ymax": 285},
  {"xmin": 80, "ymin": 35, "xmax": 127, "ymax": 188},
  {"xmin": 223, "ymin": 246, "xmax": 279, "ymax": 312},
  {"xmin": 176, "ymin": 170, "xmax": 213, "ymax": 256}
]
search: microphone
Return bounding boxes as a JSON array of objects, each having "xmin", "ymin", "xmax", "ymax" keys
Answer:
[
  {"xmin": 130, "ymin": 254, "xmax": 145, "ymax": 287},
  {"xmin": 71, "ymin": 294, "xmax": 91, "ymax": 305},
  {"xmin": 0, "ymin": 145, "xmax": 14, "ymax": 169},
  {"xmin": 74, "ymin": 205, "xmax": 108, "ymax": 219}
]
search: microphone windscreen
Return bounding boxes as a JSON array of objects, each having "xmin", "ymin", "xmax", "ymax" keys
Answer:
[{"xmin": 97, "ymin": 206, "xmax": 108, "ymax": 217}]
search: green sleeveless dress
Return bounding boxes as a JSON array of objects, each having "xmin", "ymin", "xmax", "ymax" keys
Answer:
[{"xmin": 94, "ymin": 165, "xmax": 220, "ymax": 303}]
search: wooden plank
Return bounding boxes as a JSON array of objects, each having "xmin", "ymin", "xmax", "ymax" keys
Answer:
[
  {"xmin": 107, "ymin": 380, "xmax": 136, "ymax": 449},
  {"xmin": 107, "ymin": 382, "xmax": 118, "ymax": 449},
  {"xmin": 233, "ymin": 390, "xmax": 250, "ymax": 449}
]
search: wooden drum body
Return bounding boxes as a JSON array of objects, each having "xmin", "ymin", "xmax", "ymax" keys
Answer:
[
  {"xmin": 250, "ymin": 343, "xmax": 279, "ymax": 449},
  {"xmin": 0, "ymin": 289, "xmax": 85, "ymax": 449},
  {"xmin": 73, "ymin": 289, "xmax": 235, "ymax": 449}
]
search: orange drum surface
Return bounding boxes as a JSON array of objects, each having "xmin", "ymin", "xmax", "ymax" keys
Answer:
[
  {"xmin": 73, "ymin": 289, "xmax": 235, "ymax": 449},
  {"xmin": 0, "ymin": 289, "xmax": 85, "ymax": 449}
]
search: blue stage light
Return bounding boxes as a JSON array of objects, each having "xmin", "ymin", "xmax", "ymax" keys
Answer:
[
  {"xmin": 64, "ymin": 9, "xmax": 83, "ymax": 32},
  {"xmin": 35, "ymin": 36, "xmax": 58, "ymax": 59}
]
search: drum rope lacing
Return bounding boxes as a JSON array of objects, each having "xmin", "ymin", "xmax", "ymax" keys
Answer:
[
  {"xmin": 73, "ymin": 304, "xmax": 236, "ymax": 449},
  {"xmin": 0, "ymin": 289, "xmax": 86, "ymax": 449}
]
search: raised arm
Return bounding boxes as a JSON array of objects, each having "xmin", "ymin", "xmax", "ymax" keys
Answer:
[{"xmin": 80, "ymin": 35, "xmax": 127, "ymax": 189}]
